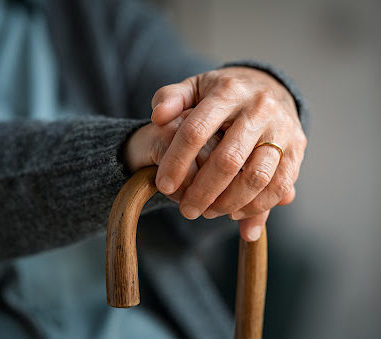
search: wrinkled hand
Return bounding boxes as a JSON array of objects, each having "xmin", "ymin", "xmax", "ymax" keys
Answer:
[
  {"xmin": 124, "ymin": 109, "xmax": 219, "ymax": 204},
  {"xmin": 149, "ymin": 67, "xmax": 307, "ymax": 241}
]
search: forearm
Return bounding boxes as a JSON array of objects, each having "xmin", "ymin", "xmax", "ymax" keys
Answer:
[{"xmin": 0, "ymin": 115, "xmax": 171, "ymax": 260}]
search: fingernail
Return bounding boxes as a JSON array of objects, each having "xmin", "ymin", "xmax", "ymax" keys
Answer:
[
  {"xmin": 247, "ymin": 226, "xmax": 262, "ymax": 242},
  {"xmin": 231, "ymin": 211, "xmax": 244, "ymax": 220},
  {"xmin": 158, "ymin": 176, "xmax": 175, "ymax": 194},
  {"xmin": 203, "ymin": 210, "xmax": 221, "ymax": 219},
  {"xmin": 182, "ymin": 205, "xmax": 200, "ymax": 219}
]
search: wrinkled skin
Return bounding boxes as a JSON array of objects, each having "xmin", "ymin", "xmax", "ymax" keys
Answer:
[{"xmin": 124, "ymin": 67, "xmax": 307, "ymax": 241}]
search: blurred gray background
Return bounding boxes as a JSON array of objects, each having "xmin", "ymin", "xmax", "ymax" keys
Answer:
[{"xmin": 159, "ymin": 0, "xmax": 381, "ymax": 338}]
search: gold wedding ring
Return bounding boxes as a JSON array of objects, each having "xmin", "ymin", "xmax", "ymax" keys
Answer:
[{"xmin": 254, "ymin": 142, "xmax": 284, "ymax": 159}]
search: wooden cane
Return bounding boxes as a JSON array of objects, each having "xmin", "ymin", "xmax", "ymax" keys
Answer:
[{"xmin": 106, "ymin": 166, "xmax": 268, "ymax": 338}]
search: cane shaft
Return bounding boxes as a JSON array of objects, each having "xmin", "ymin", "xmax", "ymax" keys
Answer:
[{"xmin": 234, "ymin": 228, "xmax": 268, "ymax": 339}]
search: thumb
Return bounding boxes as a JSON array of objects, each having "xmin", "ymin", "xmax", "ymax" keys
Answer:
[
  {"xmin": 238, "ymin": 210, "xmax": 270, "ymax": 242},
  {"xmin": 151, "ymin": 78, "xmax": 197, "ymax": 126}
]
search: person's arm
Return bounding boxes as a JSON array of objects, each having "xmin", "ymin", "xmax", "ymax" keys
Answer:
[{"xmin": 0, "ymin": 116, "xmax": 156, "ymax": 260}]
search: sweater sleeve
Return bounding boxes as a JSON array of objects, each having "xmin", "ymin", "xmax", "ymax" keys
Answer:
[{"xmin": 0, "ymin": 115, "xmax": 172, "ymax": 260}]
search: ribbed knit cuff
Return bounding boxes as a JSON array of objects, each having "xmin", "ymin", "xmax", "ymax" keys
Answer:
[
  {"xmin": 221, "ymin": 61, "xmax": 309, "ymax": 134},
  {"xmin": 53, "ymin": 116, "xmax": 151, "ymax": 199},
  {"xmin": 53, "ymin": 116, "xmax": 174, "ymax": 220}
]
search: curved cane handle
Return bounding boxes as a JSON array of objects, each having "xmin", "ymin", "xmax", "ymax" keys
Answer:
[
  {"xmin": 106, "ymin": 166, "xmax": 158, "ymax": 307},
  {"xmin": 106, "ymin": 165, "xmax": 268, "ymax": 339}
]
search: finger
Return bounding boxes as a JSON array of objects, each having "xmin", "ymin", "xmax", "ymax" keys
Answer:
[
  {"xmin": 179, "ymin": 113, "xmax": 264, "ymax": 219},
  {"xmin": 156, "ymin": 95, "xmax": 241, "ymax": 195},
  {"xmin": 277, "ymin": 186, "xmax": 296, "ymax": 206},
  {"xmin": 203, "ymin": 144, "xmax": 281, "ymax": 218},
  {"xmin": 149, "ymin": 110, "xmax": 194, "ymax": 166},
  {"xmin": 250, "ymin": 146, "xmax": 305, "ymax": 212},
  {"xmin": 151, "ymin": 78, "xmax": 197, "ymax": 126},
  {"xmin": 166, "ymin": 160, "xmax": 199, "ymax": 203},
  {"xmin": 170, "ymin": 132, "xmax": 220, "ymax": 203},
  {"xmin": 231, "ymin": 155, "xmax": 297, "ymax": 219},
  {"xmin": 238, "ymin": 210, "xmax": 270, "ymax": 242},
  {"xmin": 196, "ymin": 133, "xmax": 221, "ymax": 168}
]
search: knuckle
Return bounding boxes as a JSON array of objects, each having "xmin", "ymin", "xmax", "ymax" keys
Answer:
[
  {"xmin": 215, "ymin": 146, "xmax": 245, "ymax": 174},
  {"xmin": 298, "ymin": 132, "xmax": 308, "ymax": 149},
  {"xmin": 206, "ymin": 70, "xmax": 220, "ymax": 80},
  {"xmin": 216, "ymin": 77, "xmax": 246, "ymax": 99},
  {"xmin": 244, "ymin": 167, "xmax": 272, "ymax": 191},
  {"xmin": 256, "ymin": 89, "xmax": 278, "ymax": 109},
  {"xmin": 180, "ymin": 119, "xmax": 209, "ymax": 146},
  {"xmin": 219, "ymin": 76, "xmax": 239, "ymax": 89},
  {"xmin": 286, "ymin": 147, "xmax": 298, "ymax": 161},
  {"xmin": 282, "ymin": 112, "xmax": 294, "ymax": 126},
  {"xmin": 273, "ymin": 177, "xmax": 293, "ymax": 199}
]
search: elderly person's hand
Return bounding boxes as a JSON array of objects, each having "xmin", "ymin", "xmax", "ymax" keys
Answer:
[
  {"xmin": 149, "ymin": 67, "xmax": 307, "ymax": 241},
  {"xmin": 124, "ymin": 109, "xmax": 219, "ymax": 204}
]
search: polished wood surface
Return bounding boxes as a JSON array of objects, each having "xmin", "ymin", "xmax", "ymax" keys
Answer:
[
  {"xmin": 234, "ymin": 229, "xmax": 268, "ymax": 339},
  {"xmin": 106, "ymin": 166, "xmax": 268, "ymax": 338},
  {"xmin": 106, "ymin": 166, "xmax": 158, "ymax": 307}
]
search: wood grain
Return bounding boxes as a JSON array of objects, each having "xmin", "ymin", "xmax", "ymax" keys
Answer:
[
  {"xmin": 106, "ymin": 166, "xmax": 158, "ymax": 307},
  {"xmin": 234, "ymin": 227, "xmax": 268, "ymax": 339}
]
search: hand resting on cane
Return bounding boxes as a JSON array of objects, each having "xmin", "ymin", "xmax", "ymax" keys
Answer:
[{"xmin": 124, "ymin": 67, "xmax": 307, "ymax": 241}]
